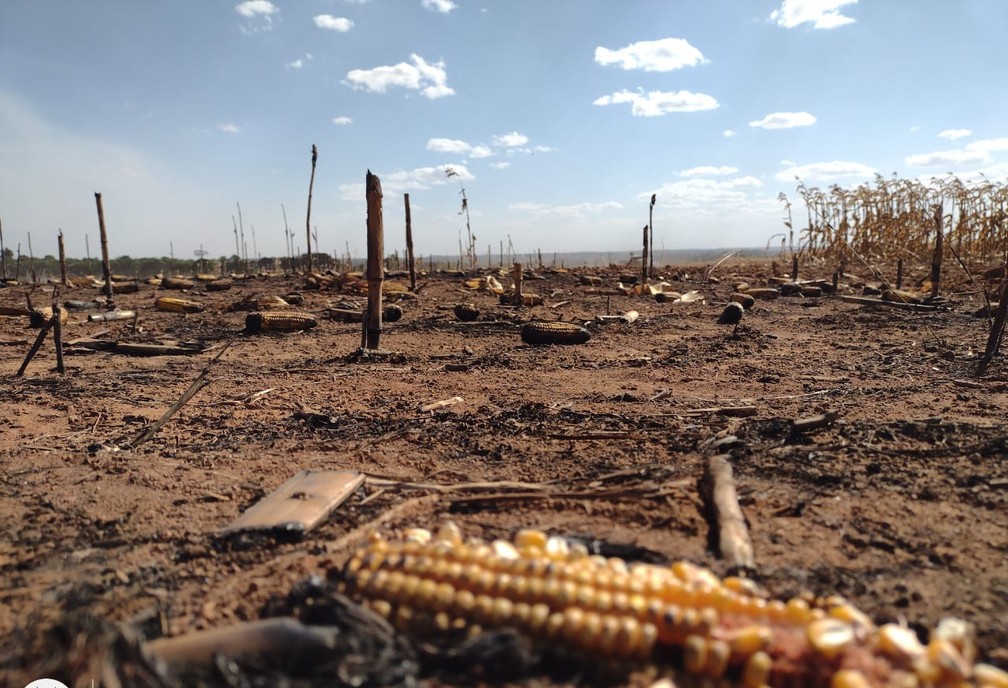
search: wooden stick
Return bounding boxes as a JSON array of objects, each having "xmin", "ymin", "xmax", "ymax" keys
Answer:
[
  {"xmin": 364, "ymin": 170, "xmax": 384, "ymax": 350},
  {"xmin": 0, "ymin": 215, "xmax": 6, "ymax": 280},
  {"xmin": 512, "ymin": 262, "xmax": 523, "ymax": 306},
  {"xmin": 930, "ymin": 203, "xmax": 943, "ymax": 299},
  {"xmin": 128, "ymin": 339, "xmax": 234, "ymax": 448},
  {"xmin": 404, "ymin": 193, "xmax": 416, "ymax": 292},
  {"xmin": 648, "ymin": 194, "xmax": 656, "ymax": 279},
  {"xmin": 51, "ymin": 290, "xmax": 65, "ymax": 375},
  {"xmin": 641, "ymin": 224, "xmax": 649, "ymax": 286},
  {"xmin": 16, "ymin": 317, "xmax": 55, "ymax": 377},
  {"xmin": 701, "ymin": 454, "xmax": 755, "ymax": 572},
  {"xmin": 976, "ymin": 277, "xmax": 1008, "ymax": 376},
  {"xmin": 837, "ymin": 294, "xmax": 940, "ymax": 312},
  {"xmin": 95, "ymin": 192, "xmax": 114, "ymax": 309},
  {"xmin": 57, "ymin": 230, "xmax": 68, "ymax": 287},
  {"xmin": 305, "ymin": 144, "xmax": 317, "ymax": 273}
]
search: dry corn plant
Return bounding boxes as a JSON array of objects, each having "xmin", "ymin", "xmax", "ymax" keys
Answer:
[{"xmin": 795, "ymin": 173, "xmax": 1008, "ymax": 269}]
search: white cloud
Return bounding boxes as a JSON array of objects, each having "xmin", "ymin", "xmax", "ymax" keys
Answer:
[
  {"xmin": 593, "ymin": 89, "xmax": 719, "ymax": 116},
  {"xmin": 313, "ymin": 15, "xmax": 353, "ymax": 31},
  {"xmin": 646, "ymin": 177, "xmax": 765, "ymax": 212},
  {"xmin": 235, "ymin": 0, "xmax": 278, "ymax": 32},
  {"xmin": 509, "ymin": 201, "xmax": 624, "ymax": 219},
  {"xmin": 905, "ymin": 148, "xmax": 989, "ymax": 167},
  {"xmin": 427, "ymin": 139, "xmax": 495, "ymax": 159},
  {"xmin": 493, "ymin": 131, "xmax": 529, "ymax": 147},
  {"xmin": 490, "ymin": 161, "xmax": 510, "ymax": 169},
  {"xmin": 595, "ymin": 38, "xmax": 707, "ymax": 72},
  {"xmin": 332, "ymin": 116, "xmax": 352, "ymax": 125},
  {"xmin": 217, "ymin": 123, "xmax": 240, "ymax": 134},
  {"xmin": 421, "ymin": 0, "xmax": 457, "ymax": 13},
  {"xmin": 681, "ymin": 165, "xmax": 739, "ymax": 177},
  {"xmin": 235, "ymin": 0, "xmax": 277, "ymax": 18},
  {"xmin": 774, "ymin": 160, "xmax": 875, "ymax": 182},
  {"xmin": 967, "ymin": 138, "xmax": 1008, "ymax": 153},
  {"xmin": 344, "ymin": 54, "xmax": 454, "ymax": 99},
  {"xmin": 770, "ymin": 0, "xmax": 857, "ymax": 29},
  {"xmin": 749, "ymin": 111, "xmax": 816, "ymax": 129},
  {"xmin": 723, "ymin": 129, "xmax": 737, "ymax": 138},
  {"xmin": 338, "ymin": 164, "xmax": 474, "ymax": 200},
  {"xmin": 287, "ymin": 59, "xmax": 303, "ymax": 69},
  {"xmin": 938, "ymin": 129, "xmax": 971, "ymax": 141},
  {"xmin": 427, "ymin": 138, "xmax": 471, "ymax": 154}
]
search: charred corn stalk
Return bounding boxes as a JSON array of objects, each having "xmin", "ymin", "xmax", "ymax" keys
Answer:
[
  {"xmin": 244, "ymin": 310, "xmax": 317, "ymax": 333},
  {"xmin": 155, "ymin": 296, "xmax": 204, "ymax": 314},
  {"xmin": 160, "ymin": 276, "xmax": 195, "ymax": 290},
  {"xmin": 340, "ymin": 526, "xmax": 1008, "ymax": 688},
  {"xmin": 521, "ymin": 321, "xmax": 590, "ymax": 346}
]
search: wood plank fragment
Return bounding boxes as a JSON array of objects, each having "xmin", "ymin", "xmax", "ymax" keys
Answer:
[
  {"xmin": 700, "ymin": 454, "xmax": 755, "ymax": 572},
  {"xmin": 145, "ymin": 618, "xmax": 337, "ymax": 672},
  {"xmin": 220, "ymin": 470, "xmax": 364, "ymax": 536}
]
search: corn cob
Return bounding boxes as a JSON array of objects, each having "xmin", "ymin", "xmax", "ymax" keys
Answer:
[
  {"xmin": 745, "ymin": 288, "xmax": 780, "ymax": 300},
  {"xmin": 161, "ymin": 276, "xmax": 196, "ymax": 290},
  {"xmin": 454, "ymin": 303, "xmax": 481, "ymax": 322},
  {"xmin": 155, "ymin": 296, "xmax": 204, "ymax": 314},
  {"xmin": 205, "ymin": 279, "xmax": 233, "ymax": 292},
  {"xmin": 339, "ymin": 526, "xmax": 1008, "ymax": 688},
  {"xmin": 28, "ymin": 306, "xmax": 68, "ymax": 328},
  {"xmin": 244, "ymin": 311, "xmax": 317, "ymax": 333},
  {"xmin": 521, "ymin": 321, "xmax": 590, "ymax": 346}
]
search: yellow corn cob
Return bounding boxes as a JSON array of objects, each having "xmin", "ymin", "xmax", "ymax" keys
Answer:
[
  {"xmin": 28, "ymin": 306, "xmax": 68, "ymax": 328},
  {"xmin": 521, "ymin": 321, "xmax": 590, "ymax": 346},
  {"xmin": 161, "ymin": 276, "xmax": 196, "ymax": 290},
  {"xmin": 244, "ymin": 311, "xmax": 317, "ymax": 333},
  {"xmin": 155, "ymin": 296, "xmax": 204, "ymax": 314},
  {"xmin": 339, "ymin": 526, "xmax": 1007, "ymax": 688}
]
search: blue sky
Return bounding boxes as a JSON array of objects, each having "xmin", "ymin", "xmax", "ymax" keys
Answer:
[{"xmin": 1, "ymin": 0, "xmax": 1007, "ymax": 262}]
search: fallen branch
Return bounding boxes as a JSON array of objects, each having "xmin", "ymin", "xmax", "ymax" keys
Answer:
[
  {"xmin": 700, "ymin": 454, "xmax": 755, "ymax": 572},
  {"xmin": 127, "ymin": 339, "xmax": 235, "ymax": 448},
  {"xmin": 15, "ymin": 316, "xmax": 55, "ymax": 377},
  {"xmin": 838, "ymin": 294, "xmax": 941, "ymax": 312}
]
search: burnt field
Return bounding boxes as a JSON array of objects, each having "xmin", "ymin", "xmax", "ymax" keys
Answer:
[{"xmin": 1, "ymin": 259, "xmax": 1007, "ymax": 688}]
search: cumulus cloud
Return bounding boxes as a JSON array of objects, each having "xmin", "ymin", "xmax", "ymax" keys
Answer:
[
  {"xmin": 681, "ymin": 165, "xmax": 739, "ymax": 177},
  {"xmin": 287, "ymin": 59, "xmax": 304, "ymax": 69},
  {"xmin": 493, "ymin": 131, "xmax": 528, "ymax": 147},
  {"xmin": 904, "ymin": 149, "xmax": 989, "ymax": 167},
  {"xmin": 770, "ymin": 0, "xmax": 857, "ymax": 29},
  {"xmin": 344, "ymin": 54, "xmax": 454, "ymax": 99},
  {"xmin": 938, "ymin": 129, "xmax": 971, "ymax": 141},
  {"xmin": 421, "ymin": 0, "xmax": 457, "ymax": 13},
  {"xmin": 508, "ymin": 201, "xmax": 624, "ymax": 219},
  {"xmin": 774, "ymin": 160, "xmax": 875, "ymax": 182},
  {"xmin": 595, "ymin": 38, "xmax": 707, "ymax": 72},
  {"xmin": 646, "ymin": 177, "xmax": 765, "ymax": 212},
  {"xmin": 314, "ymin": 14, "xmax": 353, "ymax": 31},
  {"xmin": 490, "ymin": 161, "xmax": 510, "ymax": 169},
  {"xmin": 427, "ymin": 138, "xmax": 496, "ymax": 159},
  {"xmin": 332, "ymin": 116, "xmax": 352, "ymax": 125},
  {"xmin": 338, "ymin": 164, "xmax": 473, "ymax": 200},
  {"xmin": 749, "ymin": 111, "xmax": 816, "ymax": 129},
  {"xmin": 427, "ymin": 138, "xmax": 471, "ymax": 154},
  {"xmin": 723, "ymin": 129, "xmax": 737, "ymax": 138},
  {"xmin": 217, "ymin": 123, "xmax": 240, "ymax": 134},
  {"xmin": 593, "ymin": 89, "xmax": 719, "ymax": 116},
  {"xmin": 235, "ymin": 0, "xmax": 278, "ymax": 32},
  {"xmin": 967, "ymin": 138, "xmax": 1008, "ymax": 153}
]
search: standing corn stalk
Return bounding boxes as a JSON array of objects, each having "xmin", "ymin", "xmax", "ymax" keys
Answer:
[
  {"xmin": 445, "ymin": 167, "xmax": 474, "ymax": 270},
  {"xmin": 649, "ymin": 194, "xmax": 656, "ymax": 279},
  {"xmin": 306, "ymin": 144, "xmax": 318, "ymax": 274},
  {"xmin": 364, "ymin": 170, "xmax": 384, "ymax": 350}
]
